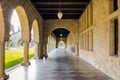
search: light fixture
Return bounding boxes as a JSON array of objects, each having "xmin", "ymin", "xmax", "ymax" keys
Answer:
[
  {"xmin": 57, "ymin": 0, "xmax": 63, "ymax": 19},
  {"xmin": 58, "ymin": 11, "xmax": 63, "ymax": 19},
  {"xmin": 60, "ymin": 34, "xmax": 62, "ymax": 36}
]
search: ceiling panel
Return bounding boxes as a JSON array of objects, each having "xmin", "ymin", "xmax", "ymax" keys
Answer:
[
  {"xmin": 30, "ymin": 0, "xmax": 91, "ymax": 19},
  {"xmin": 53, "ymin": 28, "xmax": 70, "ymax": 37}
]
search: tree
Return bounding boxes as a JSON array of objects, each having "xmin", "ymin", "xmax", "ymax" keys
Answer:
[{"xmin": 10, "ymin": 24, "xmax": 15, "ymax": 34}]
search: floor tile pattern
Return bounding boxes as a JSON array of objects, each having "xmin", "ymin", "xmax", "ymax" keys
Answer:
[{"xmin": 7, "ymin": 48, "xmax": 113, "ymax": 80}]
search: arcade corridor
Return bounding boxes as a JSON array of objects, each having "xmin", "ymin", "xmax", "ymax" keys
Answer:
[
  {"xmin": 1, "ymin": 0, "xmax": 120, "ymax": 80},
  {"xmin": 7, "ymin": 48, "xmax": 112, "ymax": 80}
]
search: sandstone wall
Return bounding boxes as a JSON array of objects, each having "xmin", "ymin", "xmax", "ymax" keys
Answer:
[{"xmin": 79, "ymin": 0, "xmax": 120, "ymax": 80}]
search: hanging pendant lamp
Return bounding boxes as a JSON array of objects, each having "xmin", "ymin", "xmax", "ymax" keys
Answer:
[
  {"xmin": 58, "ymin": 11, "xmax": 63, "ymax": 19},
  {"xmin": 57, "ymin": 0, "xmax": 63, "ymax": 19}
]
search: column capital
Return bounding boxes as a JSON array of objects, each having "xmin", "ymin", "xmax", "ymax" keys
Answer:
[
  {"xmin": 23, "ymin": 41, "xmax": 29, "ymax": 44},
  {"xmin": 31, "ymin": 40, "xmax": 39, "ymax": 44}
]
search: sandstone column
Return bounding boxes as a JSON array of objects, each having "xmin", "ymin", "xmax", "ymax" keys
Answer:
[
  {"xmin": 22, "ymin": 41, "xmax": 30, "ymax": 66},
  {"xmin": 43, "ymin": 42, "xmax": 48, "ymax": 58},
  {"xmin": 0, "ymin": 41, "xmax": 9, "ymax": 80},
  {"xmin": 34, "ymin": 42, "xmax": 39, "ymax": 59},
  {"xmin": 38, "ymin": 42, "xmax": 43, "ymax": 58},
  {"xmin": 75, "ymin": 42, "xmax": 79, "ymax": 56}
]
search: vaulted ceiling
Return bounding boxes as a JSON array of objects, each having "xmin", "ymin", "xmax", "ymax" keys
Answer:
[
  {"xmin": 30, "ymin": 0, "xmax": 91, "ymax": 19},
  {"xmin": 53, "ymin": 28, "xmax": 70, "ymax": 37}
]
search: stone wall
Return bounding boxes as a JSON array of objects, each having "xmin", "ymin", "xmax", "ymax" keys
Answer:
[
  {"xmin": 67, "ymin": 33, "xmax": 75, "ymax": 52},
  {"xmin": 47, "ymin": 33, "xmax": 56, "ymax": 52},
  {"xmin": 79, "ymin": 0, "xmax": 120, "ymax": 80}
]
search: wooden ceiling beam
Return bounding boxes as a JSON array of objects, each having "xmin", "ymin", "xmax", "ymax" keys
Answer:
[
  {"xmin": 40, "ymin": 13, "xmax": 82, "ymax": 15},
  {"xmin": 34, "ymin": 2, "xmax": 88, "ymax": 5},
  {"xmin": 38, "ymin": 8, "xmax": 84, "ymax": 10}
]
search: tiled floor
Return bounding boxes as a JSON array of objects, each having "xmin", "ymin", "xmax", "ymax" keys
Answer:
[{"xmin": 7, "ymin": 48, "xmax": 113, "ymax": 80}]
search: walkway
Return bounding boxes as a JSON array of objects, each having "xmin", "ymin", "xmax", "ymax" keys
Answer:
[{"xmin": 7, "ymin": 48, "xmax": 113, "ymax": 80}]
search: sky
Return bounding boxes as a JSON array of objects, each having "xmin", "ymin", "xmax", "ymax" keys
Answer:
[
  {"xmin": 10, "ymin": 10, "xmax": 33, "ymax": 35},
  {"xmin": 10, "ymin": 10, "xmax": 21, "ymax": 32}
]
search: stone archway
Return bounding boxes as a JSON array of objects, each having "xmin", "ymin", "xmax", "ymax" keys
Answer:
[
  {"xmin": 14, "ymin": 6, "xmax": 30, "ymax": 66},
  {"xmin": 58, "ymin": 41, "xmax": 66, "ymax": 48},
  {"xmin": 43, "ymin": 19, "xmax": 78, "ymax": 43},
  {"xmin": 31, "ymin": 20, "xmax": 39, "ymax": 59},
  {"xmin": 32, "ymin": 20, "xmax": 39, "ymax": 42},
  {"xmin": 15, "ymin": 6, "xmax": 29, "ymax": 41},
  {"xmin": 48, "ymin": 27, "xmax": 75, "ymax": 42},
  {"xmin": 50, "ymin": 28, "xmax": 75, "ymax": 49},
  {"xmin": 43, "ymin": 19, "xmax": 79, "ymax": 56}
]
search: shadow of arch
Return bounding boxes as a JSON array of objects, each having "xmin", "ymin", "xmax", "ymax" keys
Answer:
[
  {"xmin": 15, "ymin": 6, "xmax": 29, "ymax": 41},
  {"xmin": 0, "ymin": 4, "xmax": 5, "ymax": 41},
  {"xmin": 32, "ymin": 20, "xmax": 39, "ymax": 42},
  {"xmin": 17, "ymin": 39, "xmax": 24, "ymax": 47}
]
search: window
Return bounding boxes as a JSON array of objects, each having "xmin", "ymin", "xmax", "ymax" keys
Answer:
[
  {"xmin": 114, "ymin": 18, "xmax": 118, "ymax": 55},
  {"xmin": 109, "ymin": 18, "xmax": 118, "ymax": 56},
  {"xmin": 114, "ymin": 0, "xmax": 118, "ymax": 11},
  {"xmin": 109, "ymin": 0, "xmax": 118, "ymax": 14}
]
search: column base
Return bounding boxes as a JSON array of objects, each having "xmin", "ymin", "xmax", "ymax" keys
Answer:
[
  {"xmin": 21, "ymin": 62, "xmax": 30, "ymax": 66},
  {"xmin": 39, "ymin": 56, "xmax": 44, "ymax": 59},
  {"xmin": 39, "ymin": 54, "xmax": 45, "ymax": 59},
  {"xmin": 44, "ymin": 54, "xmax": 48, "ymax": 58},
  {"xmin": 34, "ymin": 57, "xmax": 39, "ymax": 60},
  {"xmin": 0, "ymin": 74, "xmax": 9, "ymax": 80}
]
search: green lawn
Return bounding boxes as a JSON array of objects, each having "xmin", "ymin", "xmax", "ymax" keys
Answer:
[{"xmin": 5, "ymin": 48, "xmax": 34, "ymax": 69}]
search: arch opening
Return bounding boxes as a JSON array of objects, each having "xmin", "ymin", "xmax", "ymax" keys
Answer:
[
  {"xmin": 15, "ymin": 6, "xmax": 29, "ymax": 41},
  {"xmin": 31, "ymin": 20, "xmax": 39, "ymax": 58},
  {"xmin": 9, "ymin": 9, "xmax": 22, "ymax": 48},
  {"xmin": 5, "ymin": 6, "xmax": 33, "ymax": 69},
  {"xmin": 52, "ymin": 28, "xmax": 70, "ymax": 48},
  {"xmin": 58, "ymin": 41, "xmax": 65, "ymax": 48},
  {"xmin": 31, "ymin": 20, "xmax": 39, "ymax": 42}
]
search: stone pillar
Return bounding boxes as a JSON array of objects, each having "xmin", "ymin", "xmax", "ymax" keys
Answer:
[
  {"xmin": 38, "ymin": 42, "xmax": 43, "ymax": 59},
  {"xmin": 0, "ymin": 41, "xmax": 9, "ymax": 80},
  {"xmin": 34, "ymin": 43, "xmax": 39, "ymax": 59},
  {"xmin": 75, "ymin": 32, "xmax": 79, "ymax": 56},
  {"xmin": 75, "ymin": 42, "xmax": 79, "ymax": 56},
  {"xmin": 22, "ymin": 41, "xmax": 30, "ymax": 66},
  {"xmin": 43, "ymin": 42, "xmax": 48, "ymax": 58}
]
